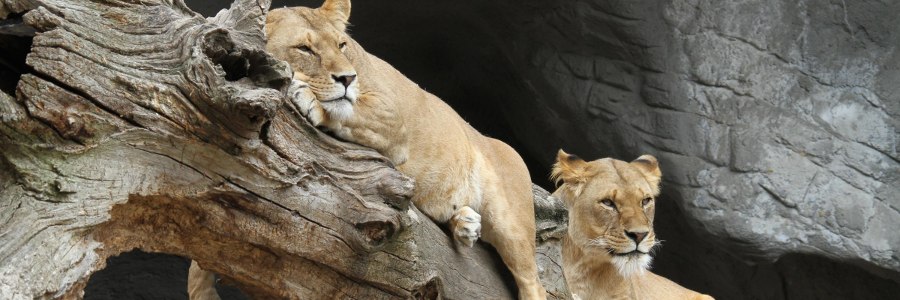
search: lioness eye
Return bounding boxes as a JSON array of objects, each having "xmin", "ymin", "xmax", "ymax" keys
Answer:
[
  {"xmin": 296, "ymin": 45, "xmax": 313, "ymax": 54},
  {"xmin": 600, "ymin": 199, "xmax": 616, "ymax": 209},
  {"xmin": 339, "ymin": 42, "xmax": 347, "ymax": 50},
  {"xmin": 642, "ymin": 197, "xmax": 653, "ymax": 207}
]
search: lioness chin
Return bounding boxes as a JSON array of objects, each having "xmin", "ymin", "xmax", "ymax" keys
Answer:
[
  {"xmin": 189, "ymin": 0, "xmax": 546, "ymax": 299},
  {"xmin": 552, "ymin": 150, "xmax": 714, "ymax": 300}
]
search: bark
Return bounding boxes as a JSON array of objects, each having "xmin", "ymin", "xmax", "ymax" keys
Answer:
[{"xmin": 0, "ymin": 0, "xmax": 568, "ymax": 299}]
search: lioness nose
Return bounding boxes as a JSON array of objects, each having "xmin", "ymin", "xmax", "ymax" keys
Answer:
[
  {"xmin": 333, "ymin": 74, "xmax": 356, "ymax": 88},
  {"xmin": 625, "ymin": 230, "xmax": 648, "ymax": 243}
]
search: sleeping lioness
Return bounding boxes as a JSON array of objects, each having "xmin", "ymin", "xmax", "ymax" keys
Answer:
[
  {"xmin": 551, "ymin": 150, "xmax": 713, "ymax": 300},
  {"xmin": 262, "ymin": 0, "xmax": 546, "ymax": 298}
]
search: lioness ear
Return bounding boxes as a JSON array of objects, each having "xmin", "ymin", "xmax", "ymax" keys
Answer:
[
  {"xmin": 321, "ymin": 0, "xmax": 351, "ymax": 25},
  {"xmin": 631, "ymin": 155, "xmax": 661, "ymax": 193},
  {"xmin": 551, "ymin": 149, "xmax": 591, "ymax": 186}
]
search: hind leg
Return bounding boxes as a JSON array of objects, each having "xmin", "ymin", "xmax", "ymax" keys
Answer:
[
  {"xmin": 188, "ymin": 260, "xmax": 221, "ymax": 300},
  {"xmin": 450, "ymin": 206, "xmax": 482, "ymax": 247},
  {"xmin": 481, "ymin": 201, "xmax": 547, "ymax": 300}
]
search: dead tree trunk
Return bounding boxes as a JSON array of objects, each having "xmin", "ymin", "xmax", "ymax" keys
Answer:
[{"xmin": 0, "ymin": 0, "xmax": 569, "ymax": 299}]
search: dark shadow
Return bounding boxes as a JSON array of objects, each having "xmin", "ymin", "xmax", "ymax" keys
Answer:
[
  {"xmin": 84, "ymin": 250, "xmax": 248, "ymax": 300},
  {"xmin": 0, "ymin": 14, "xmax": 34, "ymax": 97}
]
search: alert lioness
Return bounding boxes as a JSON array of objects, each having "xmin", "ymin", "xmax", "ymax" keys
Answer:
[
  {"xmin": 267, "ymin": 0, "xmax": 544, "ymax": 298},
  {"xmin": 551, "ymin": 150, "xmax": 713, "ymax": 300}
]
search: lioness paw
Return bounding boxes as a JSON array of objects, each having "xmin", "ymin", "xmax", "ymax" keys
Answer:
[
  {"xmin": 450, "ymin": 206, "xmax": 481, "ymax": 247},
  {"xmin": 287, "ymin": 79, "xmax": 325, "ymax": 126}
]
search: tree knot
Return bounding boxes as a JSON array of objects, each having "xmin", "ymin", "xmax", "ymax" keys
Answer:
[
  {"xmin": 412, "ymin": 277, "xmax": 443, "ymax": 300},
  {"xmin": 355, "ymin": 219, "xmax": 398, "ymax": 249}
]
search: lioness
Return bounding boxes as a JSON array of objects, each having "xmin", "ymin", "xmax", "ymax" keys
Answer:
[
  {"xmin": 551, "ymin": 150, "xmax": 713, "ymax": 300},
  {"xmin": 261, "ymin": 0, "xmax": 546, "ymax": 298}
]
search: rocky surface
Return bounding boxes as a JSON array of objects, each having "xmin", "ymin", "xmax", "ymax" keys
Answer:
[
  {"xmin": 666, "ymin": 0, "xmax": 899, "ymax": 273},
  {"xmin": 490, "ymin": 0, "xmax": 899, "ymax": 277},
  {"xmin": 80, "ymin": 0, "xmax": 898, "ymax": 299}
]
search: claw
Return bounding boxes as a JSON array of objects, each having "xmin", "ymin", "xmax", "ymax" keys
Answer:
[{"xmin": 451, "ymin": 206, "xmax": 481, "ymax": 247}]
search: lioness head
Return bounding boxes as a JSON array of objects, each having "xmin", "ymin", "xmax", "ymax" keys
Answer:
[
  {"xmin": 552, "ymin": 150, "xmax": 662, "ymax": 277},
  {"xmin": 266, "ymin": 0, "xmax": 357, "ymax": 121}
]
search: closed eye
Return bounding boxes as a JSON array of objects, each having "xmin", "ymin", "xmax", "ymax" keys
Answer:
[
  {"xmin": 599, "ymin": 198, "xmax": 616, "ymax": 210},
  {"xmin": 339, "ymin": 42, "xmax": 347, "ymax": 50},
  {"xmin": 295, "ymin": 45, "xmax": 313, "ymax": 54}
]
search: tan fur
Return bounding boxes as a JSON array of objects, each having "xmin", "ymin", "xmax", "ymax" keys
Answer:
[
  {"xmin": 552, "ymin": 150, "xmax": 714, "ymax": 300},
  {"xmin": 188, "ymin": 261, "xmax": 220, "ymax": 300},
  {"xmin": 265, "ymin": 1, "xmax": 547, "ymax": 298}
]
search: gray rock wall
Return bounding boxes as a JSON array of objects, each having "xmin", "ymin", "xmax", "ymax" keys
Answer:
[
  {"xmin": 667, "ymin": 0, "xmax": 898, "ymax": 272},
  {"xmin": 491, "ymin": 0, "xmax": 899, "ymax": 276}
]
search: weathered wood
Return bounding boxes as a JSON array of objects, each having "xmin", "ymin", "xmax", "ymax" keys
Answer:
[{"xmin": 0, "ymin": 0, "xmax": 569, "ymax": 299}]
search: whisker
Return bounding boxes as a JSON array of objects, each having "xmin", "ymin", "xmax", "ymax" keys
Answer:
[
  {"xmin": 649, "ymin": 239, "xmax": 664, "ymax": 256},
  {"xmin": 586, "ymin": 237, "xmax": 611, "ymax": 252}
]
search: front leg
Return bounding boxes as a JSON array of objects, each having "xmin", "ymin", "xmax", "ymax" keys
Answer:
[
  {"xmin": 450, "ymin": 206, "xmax": 482, "ymax": 247},
  {"xmin": 287, "ymin": 78, "xmax": 325, "ymax": 126},
  {"xmin": 289, "ymin": 77, "xmax": 408, "ymax": 166},
  {"xmin": 188, "ymin": 261, "xmax": 221, "ymax": 300}
]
